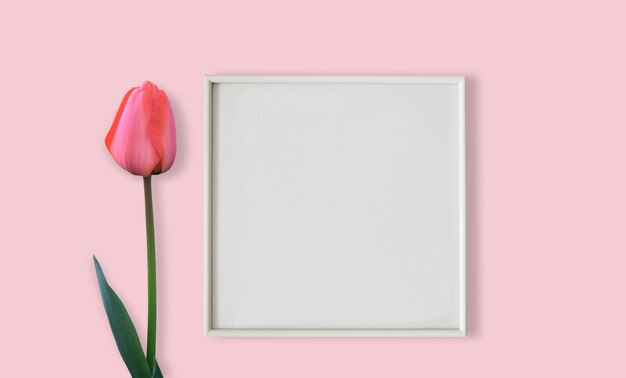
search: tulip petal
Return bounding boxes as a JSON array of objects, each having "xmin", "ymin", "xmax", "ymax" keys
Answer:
[
  {"xmin": 108, "ymin": 85, "xmax": 160, "ymax": 176},
  {"xmin": 148, "ymin": 89, "xmax": 176, "ymax": 174},
  {"xmin": 105, "ymin": 87, "xmax": 136, "ymax": 152}
]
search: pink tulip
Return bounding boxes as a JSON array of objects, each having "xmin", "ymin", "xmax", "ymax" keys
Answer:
[{"xmin": 105, "ymin": 81, "xmax": 176, "ymax": 176}]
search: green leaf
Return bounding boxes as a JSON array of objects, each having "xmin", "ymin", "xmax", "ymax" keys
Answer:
[
  {"xmin": 152, "ymin": 361, "xmax": 163, "ymax": 378},
  {"xmin": 94, "ymin": 256, "xmax": 152, "ymax": 378}
]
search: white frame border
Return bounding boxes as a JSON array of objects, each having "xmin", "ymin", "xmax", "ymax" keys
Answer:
[{"xmin": 204, "ymin": 76, "xmax": 466, "ymax": 337}]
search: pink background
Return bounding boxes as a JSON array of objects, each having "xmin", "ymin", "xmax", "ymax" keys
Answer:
[{"xmin": 2, "ymin": 0, "xmax": 625, "ymax": 376}]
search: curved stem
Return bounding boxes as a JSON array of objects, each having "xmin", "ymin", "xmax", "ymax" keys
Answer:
[{"xmin": 143, "ymin": 176, "xmax": 157, "ymax": 371}]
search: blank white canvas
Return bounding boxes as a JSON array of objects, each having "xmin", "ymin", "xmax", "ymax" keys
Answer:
[{"xmin": 209, "ymin": 78, "xmax": 463, "ymax": 332}]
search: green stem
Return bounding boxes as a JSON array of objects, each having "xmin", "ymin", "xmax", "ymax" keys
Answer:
[{"xmin": 143, "ymin": 176, "xmax": 157, "ymax": 372}]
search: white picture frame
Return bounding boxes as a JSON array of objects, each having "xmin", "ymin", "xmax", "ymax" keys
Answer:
[{"xmin": 205, "ymin": 76, "xmax": 466, "ymax": 337}]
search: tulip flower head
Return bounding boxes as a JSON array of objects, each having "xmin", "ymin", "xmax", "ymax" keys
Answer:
[{"xmin": 105, "ymin": 81, "xmax": 176, "ymax": 176}]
